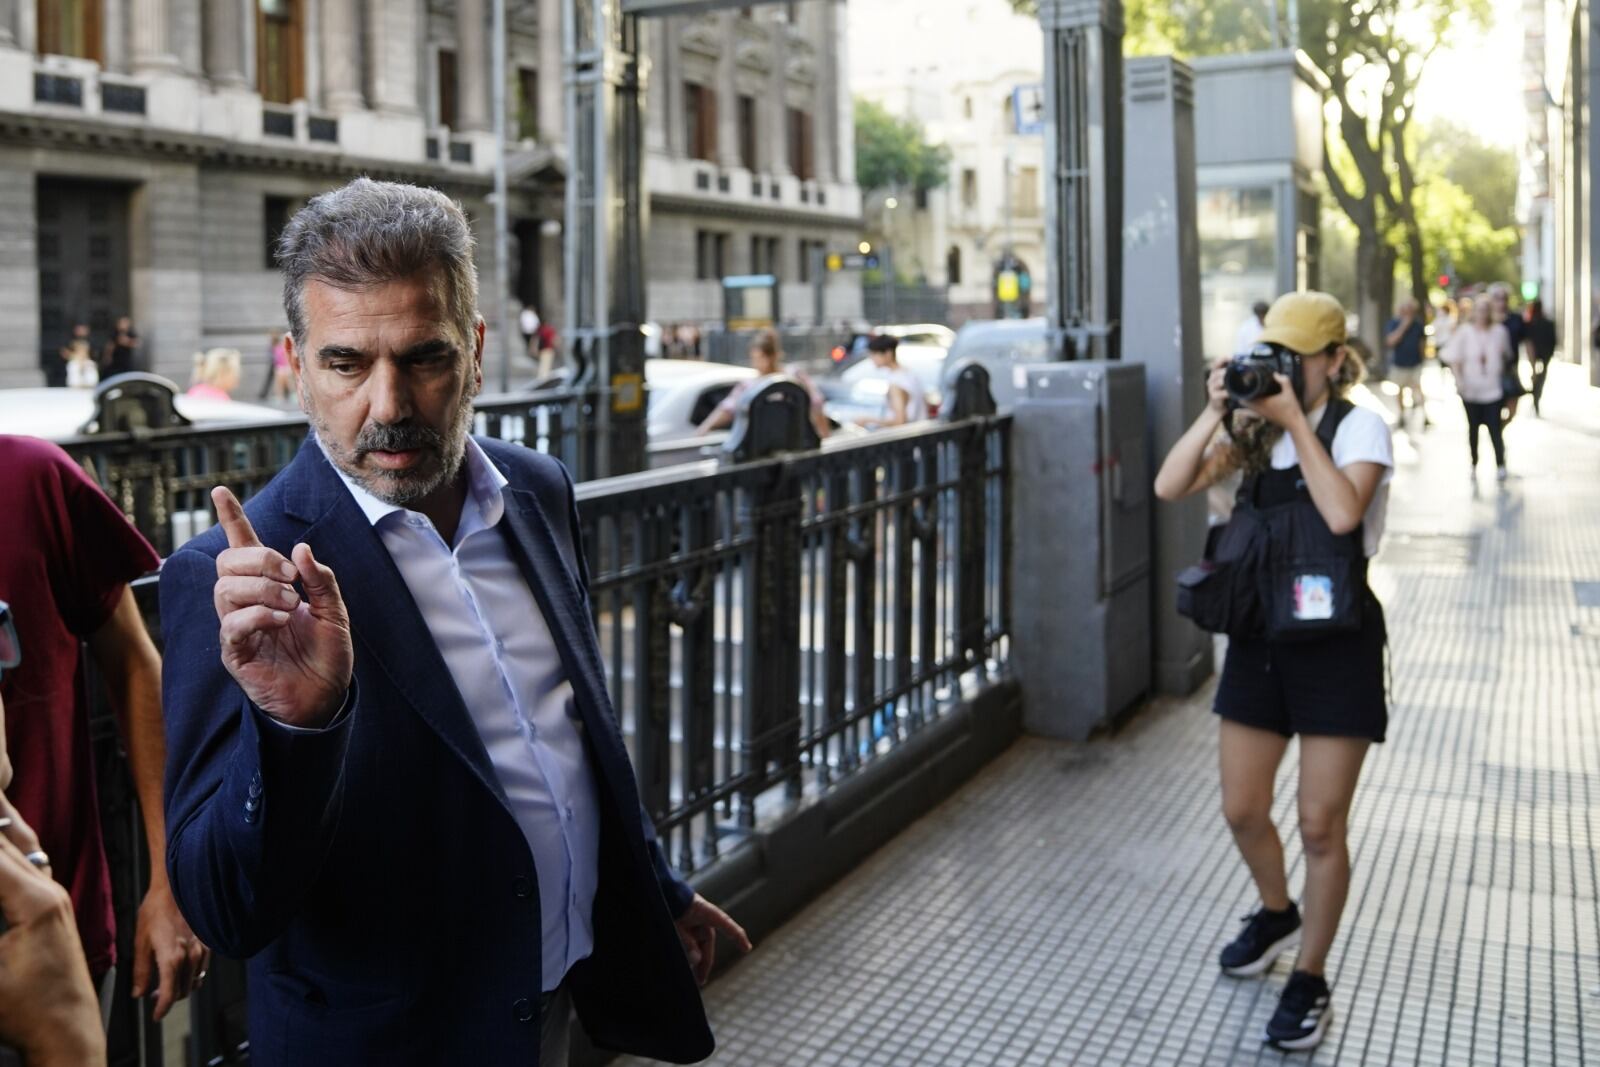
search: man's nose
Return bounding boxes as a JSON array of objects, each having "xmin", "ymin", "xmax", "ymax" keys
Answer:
[{"xmin": 366, "ymin": 361, "xmax": 414, "ymax": 424}]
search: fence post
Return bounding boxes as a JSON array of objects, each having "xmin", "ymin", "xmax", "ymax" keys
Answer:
[{"xmin": 728, "ymin": 380, "xmax": 812, "ymax": 823}]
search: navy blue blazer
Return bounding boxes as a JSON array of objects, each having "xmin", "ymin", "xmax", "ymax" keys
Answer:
[{"xmin": 160, "ymin": 437, "xmax": 713, "ymax": 1066}]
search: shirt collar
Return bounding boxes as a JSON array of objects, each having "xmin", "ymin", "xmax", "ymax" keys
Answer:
[{"xmin": 320, "ymin": 435, "xmax": 508, "ymax": 533}]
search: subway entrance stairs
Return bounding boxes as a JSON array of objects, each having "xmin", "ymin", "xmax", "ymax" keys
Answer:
[{"xmin": 620, "ymin": 365, "xmax": 1600, "ymax": 1066}]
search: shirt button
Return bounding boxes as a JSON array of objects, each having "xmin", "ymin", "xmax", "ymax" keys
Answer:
[
  {"xmin": 513, "ymin": 997, "xmax": 534, "ymax": 1024},
  {"xmin": 248, "ymin": 772, "xmax": 264, "ymax": 799},
  {"xmin": 495, "ymin": 637, "xmax": 506, "ymax": 653},
  {"xmin": 512, "ymin": 876, "xmax": 533, "ymax": 898},
  {"xmin": 564, "ymin": 806, "xmax": 575, "ymax": 822}
]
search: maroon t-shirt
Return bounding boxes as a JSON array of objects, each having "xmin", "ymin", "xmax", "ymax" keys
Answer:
[{"xmin": 0, "ymin": 435, "xmax": 160, "ymax": 975}]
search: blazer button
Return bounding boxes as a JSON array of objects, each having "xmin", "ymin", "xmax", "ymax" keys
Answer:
[
  {"xmin": 512, "ymin": 876, "xmax": 533, "ymax": 898},
  {"xmin": 513, "ymin": 997, "xmax": 534, "ymax": 1024}
]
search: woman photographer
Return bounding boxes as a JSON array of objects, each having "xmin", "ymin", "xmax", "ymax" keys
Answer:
[{"xmin": 1154, "ymin": 292, "xmax": 1393, "ymax": 1052}]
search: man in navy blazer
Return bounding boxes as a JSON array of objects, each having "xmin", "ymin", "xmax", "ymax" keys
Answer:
[{"xmin": 160, "ymin": 179, "xmax": 748, "ymax": 1066}]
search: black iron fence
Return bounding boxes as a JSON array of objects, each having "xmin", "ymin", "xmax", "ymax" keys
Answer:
[
  {"xmin": 86, "ymin": 410, "xmax": 1011, "ymax": 1065},
  {"xmin": 60, "ymin": 387, "xmax": 599, "ymax": 557}
]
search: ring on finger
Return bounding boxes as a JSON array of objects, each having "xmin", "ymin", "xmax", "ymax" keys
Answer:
[{"xmin": 24, "ymin": 850, "xmax": 49, "ymax": 869}]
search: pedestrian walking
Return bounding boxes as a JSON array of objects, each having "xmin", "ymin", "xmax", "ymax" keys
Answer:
[
  {"xmin": 1384, "ymin": 298, "xmax": 1430, "ymax": 431},
  {"xmin": 1431, "ymin": 298, "xmax": 1457, "ymax": 355},
  {"xmin": 0, "ymin": 611, "xmax": 110, "ymax": 1067},
  {"xmin": 1488, "ymin": 283, "xmax": 1527, "ymax": 426},
  {"xmin": 855, "ymin": 334, "xmax": 929, "ymax": 428},
  {"xmin": 100, "ymin": 316, "xmax": 140, "ymax": 378},
  {"xmin": 1155, "ymin": 291, "xmax": 1393, "ymax": 1052},
  {"xmin": 1524, "ymin": 298, "xmax": 1557, "ymax": 416},
  {"xmin": 1441, "ymin": 296, "xmax": 1512, "ymax": 482},
  {"xmin": 519, "ymin": 305, "xmax": 540, "ymax": 356},
  {"xmin": 696, "ymin": 328, "xmax": 829, "ymax": 439},
  {"xmin": 61, "ymin": 323, "xmax": 98, "ymax": 389},
  {"xmin": 1235, "ymin": 300, "xmax": 1270, "ymax": 356},
  {"xmin": 0, "ymin": 436, "xmax": 209, "ymax": 1035},
  {"xmin": 258, "ymin": 333, "xmax": 294, "ymax": 403},
  {"xmin": 159, "ymin": 179, "xmax": 748, "ymax": 1067},
  {"xmin": 185, "ymin": 348, "xmax": 242, "ymax": 402}
]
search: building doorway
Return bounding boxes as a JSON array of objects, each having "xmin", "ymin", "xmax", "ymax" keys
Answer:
[{"xmin": 37, "ymin": 178, "xmax": 132, "ymax": 385}]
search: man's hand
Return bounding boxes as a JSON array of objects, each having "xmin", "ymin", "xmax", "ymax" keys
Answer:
[
  {"xmin": 130, "ymin": 881, "xmax": 209, "ymax": 1022},
  {"xmin": 0, "ymin": 817, "xmax": 106, "ymax": 1067},
  {"xmin": 674, "ymin": 894, "xmax": 752, "ymax": 986},
  {"xmin": 211, "ymin": 487, "xmax": 353, "ymax": 728}
]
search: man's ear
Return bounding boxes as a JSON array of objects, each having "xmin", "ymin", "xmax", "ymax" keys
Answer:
[
  {"xmin": 472, "ymin": 318, "xmax": 486, "ymax": 387},
  {"xmin": 283, "ymin": 333, "xmax": 308, "ymax": 411}
]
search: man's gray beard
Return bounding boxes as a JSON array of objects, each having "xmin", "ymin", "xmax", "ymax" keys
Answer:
[{"xmin": 305, "ymin": 383, "xmax": 478, "ymax": 508}]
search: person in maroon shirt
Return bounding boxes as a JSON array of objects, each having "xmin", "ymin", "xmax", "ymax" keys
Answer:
[
  {"xmin": 0, "ymin": 436, "xmax": 208, "ymax": 1022},
  {"xmin": 0, "ymin": 598, "xmax": 109, "ymax": 1066}
]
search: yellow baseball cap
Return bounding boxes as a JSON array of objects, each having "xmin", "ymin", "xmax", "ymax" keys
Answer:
[{"xmin": 1255, "ymin": 291, "xmax": 1347, "ymax": 355}]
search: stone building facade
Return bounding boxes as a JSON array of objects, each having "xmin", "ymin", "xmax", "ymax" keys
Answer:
[{"xmin": 0, "ymin": 0, "xmax": 860, "ymax": 389}]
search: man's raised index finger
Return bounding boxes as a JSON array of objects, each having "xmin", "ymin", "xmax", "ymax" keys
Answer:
[{"xmin": 211, "ymin": 487, "xmax": 262, "ymax": 550}]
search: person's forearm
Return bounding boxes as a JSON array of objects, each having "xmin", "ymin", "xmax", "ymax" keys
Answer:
[
  {"xmin": 121, "ymin": 668, "xmax": 169, "ymax": 878},
  {"xmin": 1286, "ymin": 419, "xmax": 1363, "ymax": 534},
  {"xmin": 1154, "ymin": 406, "xmax": 1225, "ymax": 500}
]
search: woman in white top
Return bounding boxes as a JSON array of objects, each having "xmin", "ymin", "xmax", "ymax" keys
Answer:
[
  {"xmin": 1440, "ymin": 295, "xmax": 1511, "ymax": 481},
  {"xmin": 856, "ymin": 334, "xmax": 928, "ymax": 428},
  {"xmin": 1154, "ymin": 291, "xmax": 1393, "ymax": 1052},
  {"xmin": 696, "ymin": 329, "xmax": 830, "ymax": 439}
]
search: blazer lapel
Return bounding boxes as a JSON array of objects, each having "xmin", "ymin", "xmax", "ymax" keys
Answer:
[
  {"xmin": 497, "ymin": 489, "xmax": 620, "ymax": 746},
  {"xmin": 293, "ymin": 461, "xmax": 514, "ymax": 816}
]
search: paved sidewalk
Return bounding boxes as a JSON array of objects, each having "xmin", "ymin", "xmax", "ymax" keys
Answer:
[{"xmin": 622, "ymin": 373, "xmax": 1600, "ymax": 1066}]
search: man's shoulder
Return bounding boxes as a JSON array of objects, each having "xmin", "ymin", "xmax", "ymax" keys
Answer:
[{"xmin": 475, "ymin": 437, "xmax": 573, "ymax": 491}]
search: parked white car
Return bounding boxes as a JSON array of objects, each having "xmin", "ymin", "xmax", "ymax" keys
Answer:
[{"xmin": 0, "ymin": 386, "xmax": 297, "ymax": 442}]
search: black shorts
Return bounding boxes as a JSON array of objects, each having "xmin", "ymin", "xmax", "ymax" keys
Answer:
[{"xmin": 1213, "ymin": 596, "xmax": 1389, "ymax": 742}]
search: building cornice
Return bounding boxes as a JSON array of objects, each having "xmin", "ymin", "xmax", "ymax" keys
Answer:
[
  {"xmin": 651, "ymin": 190, "xmax": 861, "ymax": 228},
  {"xmin": 0, "ymin": 109, "xmax": 495, "ymax": 193}
]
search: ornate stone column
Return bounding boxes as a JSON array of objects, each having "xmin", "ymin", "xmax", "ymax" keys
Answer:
[
  {"xmin": 131, "ymin": 0, "xmax": 181, "ymax": 73},
  {"xmin": 204, "ymin": 0, "xmax": 249, "ymax": 88},
  {"xmin": 455, "ymin": 0, "xmax": 490, "ymax": 131},
  {"xmin": 321, "ymin": 0, "xmax": 365, "ymax": 112}
]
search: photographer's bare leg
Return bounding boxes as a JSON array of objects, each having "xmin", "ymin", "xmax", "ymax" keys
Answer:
[
  {"xmin": 1294, "ymin": 736, "xmax": 1370, "ymax": 974},
  {"xmin": 1219, "ymin": 720, "xmax": 1293, "ymax": 911}
]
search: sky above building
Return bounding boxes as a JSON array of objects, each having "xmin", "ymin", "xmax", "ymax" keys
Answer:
[
  {"xmin": 849, "ymin": 0, "xmax": 1527, "ymax": 149},
  {"xmin": 1414, "ymin": 0, "xmax": 1526, "ymax": 148}
]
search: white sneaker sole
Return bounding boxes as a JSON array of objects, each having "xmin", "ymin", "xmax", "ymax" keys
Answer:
[
  {"xmin": 1220, "ymin": 929, "xmax": 1300, "ymax": 977},
  {"xmin": 1267, "ymin": 1004, "xmax": 1333, "ymax": 1051}
]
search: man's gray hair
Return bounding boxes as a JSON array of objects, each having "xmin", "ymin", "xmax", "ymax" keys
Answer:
[{"xmin": 278, "ymin": 178, "xmax": 479, "ymax": 349}]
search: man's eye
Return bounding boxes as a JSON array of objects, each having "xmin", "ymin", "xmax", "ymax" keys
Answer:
[{"xmin": 330, "ymin": 363, "xmax": 360, "ymax": 376}]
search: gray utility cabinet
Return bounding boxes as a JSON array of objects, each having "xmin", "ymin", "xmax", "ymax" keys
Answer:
[{"xmin": 1010, "ymin": 362, "xmax": 1152, "ymax": 740}]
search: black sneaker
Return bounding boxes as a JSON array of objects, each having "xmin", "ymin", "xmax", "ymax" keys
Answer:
[
  {"xmin": 1264, "ymin": 970, "xmax": 1333, "ymax": 1051},
  {"xmin": 1218, "ymin": 903, "xmax": 1300, "ymax": 977}
]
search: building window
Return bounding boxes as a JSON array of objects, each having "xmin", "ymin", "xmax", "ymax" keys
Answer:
[
  {"xmin": 255, "ymin": 0, "xmax": 303, "ymax": 103},
  {"xmin": 798, "ymin": 239, "xmax": 814, "ymax": 283},
  {"xmin": 264, "ymin": 196, "xmax": 295, "ymax": 269},
  {"xmin": 961, "ymin": 168, "xmax": 977, "ymax": 208},
  {"xmin": 737, "ymin": 95, "xmax": 758, "ymax": 171},
  {"xmin": 38, "ymin": 0, "xmax": 102, "ymax": 61},
  {"xmin": 685, "ymin": 82, "xmax": 718, "ymax": 163},
  {"xmin": 437, "ymin": 49, "xmax": 458, "ymax": 128},
  {"xmin": 696, "ymin": 231, "xmax": 727, "ymax": 280},
  {"xmin": 516, "ymin": 67, "xmax": 538, "ymax": 140},
  {"xmin": 761, "ymin": 236, "xmax": 781, "ymax": 279},
  {"xmin": 914, "ymin": 185, "xmax": 929, "ymax": 210},
  {"xmin": 946, "ymin": 245, "xmax": 962, "ymax": 285},
  {"xmin": 787, "ymin": 107, "xmax": 814, "ymax": 181}
]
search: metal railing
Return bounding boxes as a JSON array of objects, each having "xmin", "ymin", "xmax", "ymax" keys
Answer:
[
  {"xmin": 58, "ymin": 387, "xmax": 598, "ymax": 556},
  {"xmin": 576, "ymin": 413, "xmax": 1011, "ymax": 874},
  {"xmin": 87, "ymin": 408, "xmax": 1011, "ymax": 1064}
]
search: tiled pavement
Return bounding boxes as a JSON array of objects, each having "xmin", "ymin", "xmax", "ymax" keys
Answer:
[{"xmin": 621, "ymin": 366, "xmax": 1600, "ymax": 1066}]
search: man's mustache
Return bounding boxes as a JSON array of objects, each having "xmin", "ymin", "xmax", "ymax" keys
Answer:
[{"xmin": 355, "ymin": 421, "xmax": 445, "ymax": 456}]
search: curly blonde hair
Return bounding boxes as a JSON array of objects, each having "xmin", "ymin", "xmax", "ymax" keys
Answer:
[{"xmin": 1228, "ymin": 343, "xmax": 1366, "ymax": 475}]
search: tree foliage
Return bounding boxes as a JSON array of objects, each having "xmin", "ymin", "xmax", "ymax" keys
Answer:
[{"xmin": 854, "ymin": 99, "xmax": 951, "ymax": 194}]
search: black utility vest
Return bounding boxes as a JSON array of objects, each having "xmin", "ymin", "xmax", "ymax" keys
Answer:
[{"xmin": 1179, "ymin": 398, "xmax": 1369, "ymax": 641}]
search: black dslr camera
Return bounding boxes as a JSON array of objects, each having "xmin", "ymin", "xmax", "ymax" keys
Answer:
[{"xmin": 1225, "ymin": 342, "xmax": 1304, "ymax": 408}]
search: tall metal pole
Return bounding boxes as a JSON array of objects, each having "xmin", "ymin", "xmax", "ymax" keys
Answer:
[{"xmin": 492, "ymin": 0, "xmax": 514, "ymax": 391}]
